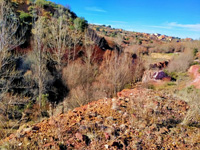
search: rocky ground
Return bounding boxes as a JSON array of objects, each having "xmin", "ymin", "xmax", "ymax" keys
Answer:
[{"xmin": 1, "ymin": 87, "xmax": 200, "ymax": 150}]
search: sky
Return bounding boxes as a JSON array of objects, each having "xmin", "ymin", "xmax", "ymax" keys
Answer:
[{"xmin": 51, "ymin": 0, "xmax": 200, "ymax": 39}]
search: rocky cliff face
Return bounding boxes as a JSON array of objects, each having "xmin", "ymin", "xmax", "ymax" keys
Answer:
[{"xmin": 87, "ymin": 28, "xmax": 111, "ymax": 50}]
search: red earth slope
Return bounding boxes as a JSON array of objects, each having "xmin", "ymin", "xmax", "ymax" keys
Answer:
[{"xmin": 2, "ymin": 88, "xmax": 200, "ymax": 149}]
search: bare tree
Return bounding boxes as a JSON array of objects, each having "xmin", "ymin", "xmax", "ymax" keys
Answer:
[
  {"xmin": 0, "ymin": 0, "xmax": 26, "ymax": 91},
  {"xmin": 71, "ymin": 29, "xmax": 82, "ymax": 61},
  {"xmin": 31, "ymin": 16, "xmax": 49, "ymax": 111},
  {"xmin": 46, "ymin": 7, "xmax": 72, "ymax": 114},
  {"xmin": 0, "ymin": 0, "xmax": 26, "ymax": 104},
  {"xmin": 0, "ymin": 0, "xmax": 26, "ymax": 55},
  {"xmin": 47, "ymin": 7, "xmax": 70, "ymax": 73},
  {"xmin": 98, "ymin": 51, "xmax": 134, "ymax": 97},
  {"xmin": 0, "ymin": 0, "xmax": 27, "ymax": 133}
]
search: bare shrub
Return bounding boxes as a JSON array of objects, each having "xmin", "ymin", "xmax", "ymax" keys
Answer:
[
  {"xmin": 166, "ymin": 48, "xmax": 193, "ymax": 72},
  {"xmin": 178, "ymin": 86, "xmax": 200, "ymax": 126},
  {"xmin": 115, "ymin": 33, "xmax": 123, "ymax": 45},
  {"xmin": 62, "ymin": 48, "xmax": 144, "ymax": 109},
  {"xmin": 97, "ymin": 51, "xmax": 136, "ymax": 97},
  {"xmin": 63, "ymin": 61, "xmax": 96, "ymax": 88},
  {"xmin": 31, "ymin": 16, "xmax": 50, "ymax": 111},
  {"xmin": 62, "ymin": 39, "xmax": 99, "ymax": 108},
  {"xmin": 47, "ymin": 7, "xmax": 71, "ymax": 73},
  {"xmin": 149, "ymin": 42, "xmax": 185, "ymax": 53},
  {"xmin": 62, "ymin": 60, "xmax": 99, "ymax": 108}
]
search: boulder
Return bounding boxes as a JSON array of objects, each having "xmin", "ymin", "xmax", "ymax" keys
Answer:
[
  {"xmin": 153, "ymin": 71, "xmax": 168, "ymax": 80},
  {"xmin": 188, "ymin": 65, "xmax": 200, "ymax": 78},
  {"xmin": 142, "ymin": 70, "xmax": 169, "ymax": 82},
  {"xmin": 188, "ymin": 65, "xmax": 200, "ymax": 89}
]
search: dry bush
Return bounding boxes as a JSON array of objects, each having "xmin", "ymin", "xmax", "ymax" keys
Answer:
[
  {"xmin": 189, "ymin": 40, "xmax": 200, "ymax": 50},
  {"xmin": 115, "ymin": 33, "xmax": 123, "ymax": 45},
  {"xmin": 161, "ymin": 41, "xmax": 199, "ymax": 73},
  {"xmin": 65, "ymin": 85, "xmax": 93, "ymax": 109},
  {"xmin": 178, "ymin": 86, "xmax": 200, "ymax": 126},
  {"xmin": 166, "ymin": 47, "xmax": 193, "ymax": 73},
  {"xmin": 62, "ymin": 59, "xmax": 99, "ymax": 109},
  {"xmin": 62, "ymin": 41, "xmax": 144, "ymax": 109},
  {"xmin": 149, "ymin": 42, "xmax": 185, "ymax": 53},
  {"xmin": 62, "ymin": 60, "xmax": 98, "ymax": 88},
  {"xmin": 97, "ymin": 51, "xmax": 141, "ymax": 97},
  {"xmin": 63, "ymin": 62, "xmax": 87, "ymax": 89},
  {"xmin": 124, "ymin": 45, "xmax": 147, "ymax": 55}
]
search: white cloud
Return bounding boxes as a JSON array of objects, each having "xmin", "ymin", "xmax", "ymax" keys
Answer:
[
  {"xmin": 90, "ymin": 22, "xmax": 104, "ymax": 25},
  {"xmin": 85, "ymin": 7, "xmax": 107, "ymax": 13},
  {"xmin": 143, "ymin": 25, "xmax": 171, "ymax": 29},
  {"xmin": 168, "ymin": 22, "xmax": 200, "ymax": 31},
  {"xmin": 109, "ymin": 21, "xmax": 128, "ymax": 24}
]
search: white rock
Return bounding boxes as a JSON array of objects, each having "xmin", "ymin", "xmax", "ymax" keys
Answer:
[{"xmin": 104, "ymin": 144, "xmax": 109, "ymax": 149}]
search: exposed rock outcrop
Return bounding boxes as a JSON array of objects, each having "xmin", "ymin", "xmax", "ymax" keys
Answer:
[
  {"xmin": 188, "ymin": 65, "xmax": 200, "ymax": 89},
  {"xmin": 142, "ymin": 70, "xmax": 170, "ymax": 83},
  {"xmin": 149, "ymin": 60, "xmax": 169, "ymax": 69},
  {"xmin": 87, "ymin": 28, "xmax": 111, "ymax": 50}
]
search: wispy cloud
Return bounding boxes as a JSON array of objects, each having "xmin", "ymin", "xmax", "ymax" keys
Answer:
[
  {"xmin": 168, "ymin": 22, "xmax": 200, "ymax": 31},
  {"xmin": 90, "ymin": 22, "xmax": 104, "ymax": 25},
  {"xmin": 143, "ymin": 25, "xmax": 171, "ymax": 29},
  {"xmin": 109, "ymin": 21, "xmax": 128, "ymax": 24},
  {"xmin": 85, "ymin": 7, "xmax": 107, "ymax": 13},
  {"xmin": 142, "ymin": 22, "xmax": 200, "ymax": 32}
]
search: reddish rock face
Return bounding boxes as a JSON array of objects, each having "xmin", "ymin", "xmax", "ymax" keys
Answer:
[
  {"xmin": 188, "ymin": 65, "xmax": 200, "ymax": 89},
  {"xmin": 188, "ymin": 65, "xmax": 200, "ymax": 78}
]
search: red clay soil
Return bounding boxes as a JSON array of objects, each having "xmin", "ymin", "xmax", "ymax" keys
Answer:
[{"xmin": 1, "ymin": 88, "xmax": 200, "ymax": 150}]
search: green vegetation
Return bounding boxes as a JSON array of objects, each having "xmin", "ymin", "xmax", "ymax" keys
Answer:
[
  {"xmin": 74, "ymin": 17, "xmax": 88, "ymax": 32},
  {"xmin": 164, "ymin": 70, "xmax": 178, "ymax": 80},
  {"xmin": 96, "ymin": 27, "xmax": 100, "ymax": 31},
  {"xmin": 147, "ymin": 84, "xmax": 155, "ymax": 90},
  {"xmin": 193, "ymin": 48, "xmax": 198, "ymax": 56},
  {"xmin": 35, "ymin": 0, "xmax": 52, "ymax": 7},
  {"xmin": 110, "ymin": 32, "xmax": 117, "ymax": 37},
  {"xmin": 19, "ymin": 11, "xmax": 32, "ymax": 24}
]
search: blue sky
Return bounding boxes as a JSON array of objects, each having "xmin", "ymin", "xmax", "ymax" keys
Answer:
[{"xmin": 51, "ymin": 0, "xmax": 200, "ymax": 39}]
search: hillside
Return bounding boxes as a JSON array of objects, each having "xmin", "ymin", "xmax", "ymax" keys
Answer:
[
  {"xmin": 89, "ymin": 24, "xmax": 193, "ymax": 43},
  {"xmin": 2, "ymin": 87, "xmax": 200, "ymax": 149},
  {"xmin": 0, "ymin": 0, "xmax": 200, "ymax": 149}
]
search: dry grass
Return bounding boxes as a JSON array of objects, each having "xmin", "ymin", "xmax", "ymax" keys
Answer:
[
  {"xmin": 177, "ymin": 86, "xmax": 200, "ymax": 126},
  {"xmin": 150, "ymin": 53, "xmax": 176, "ymax": 60}
]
